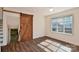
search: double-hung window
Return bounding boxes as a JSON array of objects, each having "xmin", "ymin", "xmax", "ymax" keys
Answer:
[{"xmin": 51, "ymin": 16, "xmax": 73, "ymax": 34}]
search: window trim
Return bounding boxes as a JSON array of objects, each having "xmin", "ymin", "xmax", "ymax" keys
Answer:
[{"xmin": 51, "ymin": 15, "xmax": 74, "ymax": 35}]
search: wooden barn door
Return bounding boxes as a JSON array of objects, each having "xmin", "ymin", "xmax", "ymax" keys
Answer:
[{"xmin": 20, "ymin": 13, "xmax": 33, "ymax": 41}]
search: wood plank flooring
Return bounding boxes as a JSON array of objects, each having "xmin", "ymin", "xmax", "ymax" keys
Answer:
[
  {"xmin": 1, "ymin": 40, "xmax": 45, "ymax": 52},
  {"xmin": 1, "ymin": 36, "xmax": 79, "ymax": 52}
]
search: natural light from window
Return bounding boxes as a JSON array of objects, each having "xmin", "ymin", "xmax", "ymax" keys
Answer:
[{"xmin": 51, "ymin": 16, "xmax": 73, "ymax": 34}]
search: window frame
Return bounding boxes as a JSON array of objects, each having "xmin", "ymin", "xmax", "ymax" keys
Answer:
[{"xmin": 51, "ymin": 15, "xmax": 73, "ymax": 35}]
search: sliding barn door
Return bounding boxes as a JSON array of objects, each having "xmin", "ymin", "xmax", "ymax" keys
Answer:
[{"xmin": 20, "ymin": 13, "xmax": 33, "ymax": 41}]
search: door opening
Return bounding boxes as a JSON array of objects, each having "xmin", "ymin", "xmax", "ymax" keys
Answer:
[{"xmin": 10, "ymin": 29, "xmax": 18, "ymax": 43}]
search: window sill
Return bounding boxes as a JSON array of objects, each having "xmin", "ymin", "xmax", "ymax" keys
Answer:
[{"xmin": 51, "ymin": 31, "xmax": 73, "ymax": 36}]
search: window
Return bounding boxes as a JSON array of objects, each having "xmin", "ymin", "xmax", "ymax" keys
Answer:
[
  {"xmin": 51, "ymin": 18, "xmax": 57, "ymax": 32},
  {"xmin": 51, "ymin": 16, "xmax": 73, "ymax": 34},
  {"xmin": 64, "ymin": 16, "xmax": 72, "ymax": 33},
  {"xmin": 58, "ymin": 18, "xmax": 64, "ymax": 32}
]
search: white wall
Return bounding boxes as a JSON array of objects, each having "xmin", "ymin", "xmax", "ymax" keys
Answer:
[
  {"xmin": 3, "ymin": 12, "xmax": 20, "ymax": 45},
  {"xmin": 4, "ymin": 12, "xmax": 20, "ymax": 28},
  {"xmin": 33, "ymin": 14, "xmax": 45, "ymax": 39},
  {"xmin": 3, "ymin": 12, "xmax": 8, "ymax": 46},
  {"xmin": 45, "ymin": 8, "xmax": 79, "ymax": 46}
]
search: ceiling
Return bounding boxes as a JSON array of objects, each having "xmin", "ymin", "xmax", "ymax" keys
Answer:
[{"xmin": 4, "ymin": 7, "xmax": 74, "ymax": 16}]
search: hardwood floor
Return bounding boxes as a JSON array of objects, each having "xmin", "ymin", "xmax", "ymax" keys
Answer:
[
  {"xmin": 1, "ymin": 41, "xmax": 45, "ymax": 52},
  {"xmin": 1, "ymin": 36, "xmax": 79, "ymax": 52}
]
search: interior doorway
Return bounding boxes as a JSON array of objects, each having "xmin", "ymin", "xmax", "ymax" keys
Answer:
[{"xmin": 10, "ymin": 29, "xmax": 18, "ymax": 43}]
